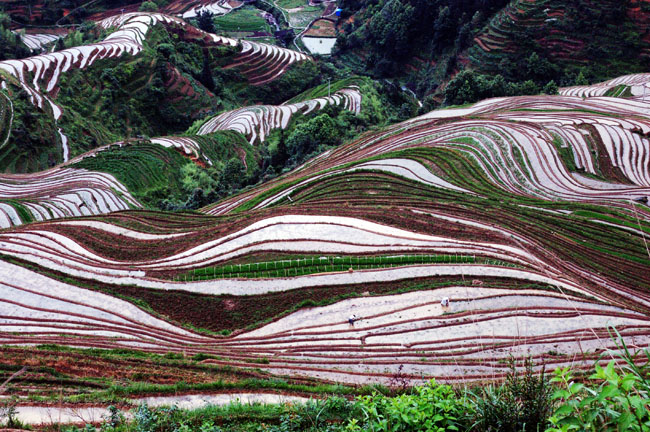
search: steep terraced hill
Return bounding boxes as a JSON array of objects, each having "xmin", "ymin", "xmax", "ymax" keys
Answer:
[
  {"xmin": 0, "ymin": 131, "xmax": 259, "ymax": 228},
  {"xmin": 1, "ymin": 74, "xmax": 648, "ymax": 385},
  {"xmin": 196, "ymin": 86, "xmax": 361, "ymax": 144},
  {"xmin": 0, "ymin": 11, "xmax": 311, "ymax": 172},
  {"xmin": 469, "ymin": 0, "xmax": 650, "ymax": 81}
]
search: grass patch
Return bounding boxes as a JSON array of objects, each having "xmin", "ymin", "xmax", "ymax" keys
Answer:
[
  {"xmin": 551, "ymin": 134, "xmax": 578, "ymax": 172},
  {"xmin": 604, "ymin": 84, "xmax": 633, "ymax": 98},
  {"xmin": 212, "ymin": 6, "xmax": 272, "ymax": 33}
]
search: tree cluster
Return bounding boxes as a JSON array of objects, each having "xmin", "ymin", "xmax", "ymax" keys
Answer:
[
  {"xmin": 0, "ymin": 13, "xmax": 30, "ymax": 61},
  {"xmin": 337, "ymin": 0, "xmax": 510, "ymax": 77},
  {"xmin": 443, "ymin": 69, "xmax": 559, "ymax": 106}
]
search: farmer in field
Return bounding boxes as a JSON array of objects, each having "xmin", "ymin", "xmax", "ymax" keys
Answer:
[
  {"xmin": 348, "ymin": 314, "xmax": 358, "ymax": 326},
  {"xmin": 441, "ymin": 297, "xmax": 450, "ymax": 310}
]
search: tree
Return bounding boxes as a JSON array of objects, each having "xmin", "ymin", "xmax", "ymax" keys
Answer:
[
  {"xmin": 271, "ymin": 133, "xmax": 288, "ymax": 168},
  {"xmin": 64, "ymin": 31, "xmax": 83, "ymax": 48},
  {"xmin": 139, "ymin": 1, "xmax": 158, "ymax": 12},
  {"xmin": 197, "ymin": 11, "xmax": 216, "ymax": 34},
  {"xmin": 443, "ymin": 70, "xmax": 479, "ymax": 105},
  {"xmin": 0, "ymin": 12, "xmax": 9, "ymax": 28},
  {"xmin": 55, "ymin": 37, "xmax": 65, "ymax": 51},
  {"xmin": 286, "ymin": 114, "xmax": 338, "ymax": 162},
  {"xmin": 575, "ymin": 70, "xmax": 589, "ymax": 86},
  {"xmin": 433, "ymin": 6, "xmax": 453, "ymax": 48},
  {"xmin": 455, "ymin": 22, "xmax": 472, "ymax": 50},
  {"xmin": 525, "ymin": 51, "xmax": 559, "ymax": 84},
  {"xmin": 219, "ymin": 157, "xmax": 246, "ymax": 192},
  {"xmin": 199, "ymin": 53, "xmax": 215, "ymax": 91},
  {"xmin": 335, "ymin": 33, "xmax": 348, "ymax": 51},
  {"xmin": 180, "ymin": 162, "xmax": 219, "ymax": 195},
  {"xmin": 366, "ymin": 0, "xmax": 414, "ymax": 63},
  {"xmin": 519, "ymin": 80, "xmax": 539, "ymax": 95},
  {"xmin": 419, "ymin": 95, "xmax": 439, "ymax": 115},
  {"xmin": 543, "ymin": 80, "xmax": 558, "ymax": 95},
  {"xmin": 445, "ymin": 70, "xmax": 545, "ymax": 105},
  {"xmin": 490, "ymin": 74, "xmax": 507, "ymax": 96}
]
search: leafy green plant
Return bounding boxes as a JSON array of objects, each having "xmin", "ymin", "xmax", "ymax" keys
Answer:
[
  {"xmin": 548, "ymin": 329, "xmax": 650, "ymax": 432},
  {"xmin": 100, "ymin": 405, "xmax": 124, "ymax": 431},
  {"xmin": 139, "ymin": 1, "xmax": 159, "ymax": 12},
  {"xmin": 346, "ymin": 380, "xmax": 469, "ymax": 431},
  {"xmin": 133, "ymin": 404, "xmax": 157, "ymax": 432}
]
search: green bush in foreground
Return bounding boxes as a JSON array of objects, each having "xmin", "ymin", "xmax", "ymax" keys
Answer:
[
  {"xmin": 346, "ymin": 380, "xmax": 469, "ymax": 432},
  {"xmin": 549, "ymin": 362, "xmax": 649, "ymax": 432},
  {"xmin": 468, "ymin": 360, "xmax": 554, "ymax": 432},
  {"xmin": 548, "ymin": 333, "xmax": 650, "ymax": 432}
]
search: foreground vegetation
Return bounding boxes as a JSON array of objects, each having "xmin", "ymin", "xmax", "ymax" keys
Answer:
[{"xmin": 10, "ymin": 333, "xmax": 644, "ymax": 431}]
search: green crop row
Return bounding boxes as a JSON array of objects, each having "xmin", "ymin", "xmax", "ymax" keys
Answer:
[
  {"xmin": 0, "ymin": 199, "xmax": 33, "ymax": 224},
  {"xmin": 174, "ymin": 254, "xmax": 517, "ymax": 281},
  {"xmin": 604, "ymin": 84, "xmax": 633, "ymax": 98},
  {"xmin": 73, "ymin": 143, "xmax": 190, "ymax": 206}
]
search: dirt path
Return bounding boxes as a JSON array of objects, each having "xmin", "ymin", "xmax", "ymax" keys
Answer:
[{"xmin": 14, "ymin": 393, "xmax": 312, "ymax": 425}]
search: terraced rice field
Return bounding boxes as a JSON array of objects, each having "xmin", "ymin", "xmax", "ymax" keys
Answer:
[
  {"xmin": 3, "ymin": 252, "xmax": 647, "ymax": 385},
  {"xmin": 150, "ymin": 136, "xmax": 215, "ymax": 165},
  {"xmin": 0, "ymin": 72, "xmax": 649, "ymax": 388},
  {"xmin": 15, "ymin": 31, "xmax": 63, "ymax": 51},
  {"xmin": 0, "ymin": 202, "xmax": 648, "ymax": 381},
  {"xmin": 0, "ymin": 11, "xmax": 309, "ymax": 162},
  {"xmin": 222, "ymin": 38, "xmax": 309, "ymax": 85},
  {"xmin": 0, "ymin": 128, "xmax": 257, "ymax": 228},
  {"xmin": 209, "ymin": 86, "xmax": 650, "ymax": 213},
  {"xmin": 1, "ymin": 13, "xmax": 187, "ymax": 122},
  {"xmin": 302, "ymin": 37, "xmax": 336, "ymax": 55},
  {"xmin": 287, "ymin": 5, "xmax": 323, "ymax": 29},
  {"xmin": 225, "ymin": 288, "xmax": 650, "ymax": 384},
  {"xmin": 197, "ymin": 86, "xmax": 362, "ymax": 143},
  {"xmin": 180, "ymin": 0, "xmax": 240, "ymax": 18},
  {"xmin": 0, "ymin": 167, "xmax": 139, "ymax": 228},
  {"xmin": 303, "ymin": 19, "xmax": 336, "ymax": 37},
  {"xmin": 467, "ymin": 0, "xmax": 650, "ymax": 75},
  {"xmin": 559, "ymin": 73, "xmax": 650, "ymax": 99}
]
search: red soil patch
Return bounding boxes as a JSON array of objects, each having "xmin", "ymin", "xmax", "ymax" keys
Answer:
[{"xmin": 304, "ymin": 18, "xmax": 336, "ymax": 37}]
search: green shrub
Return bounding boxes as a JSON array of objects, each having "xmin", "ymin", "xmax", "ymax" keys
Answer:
[
  {"xmin": 543, "ymin": 81, "xmax": 559, "ymax": 95},
  {"xmin": 548, "ymin": 331, "xmax": 650, "ymax": 432},
  {"xmin": 286, "ymin": 113, "xmax": 339, "ymax": 164},
  {"xmin": 468, "ymin": 359, "xmax": 554, "ymax": 432},
  {"xmin": 443, "ymin": 70, "xmax": 542, "ymax": 106},
  {"xmin": 139, "ymin": 1, "xmax": 159, "ymax": 12},
  {"xmin": 346, "ymin": 380, "xmax": 469, "ymax": 431}
]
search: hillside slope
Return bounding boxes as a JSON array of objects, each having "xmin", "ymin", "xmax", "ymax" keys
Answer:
[
  {"xmin": 1, "ymin": 73, "xmax": 648, "ymax": 386},
  {"xmin": 0, "ymin": 0, "xmax": 240, "ymax": 25},
  {"xmin": 1, "ymin": 0, "xmax": 649, "ymax": 413},
  {"xmin": 0, "ymin": 11, "xmax": 313, "ymax": 172},
  {"xmin": 469, "ymin": 0, "xmax": 650, "ymax": 83},
  {"xmin": 335, "ymin": 0, "xmax": 650, "ymax": 97}
]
